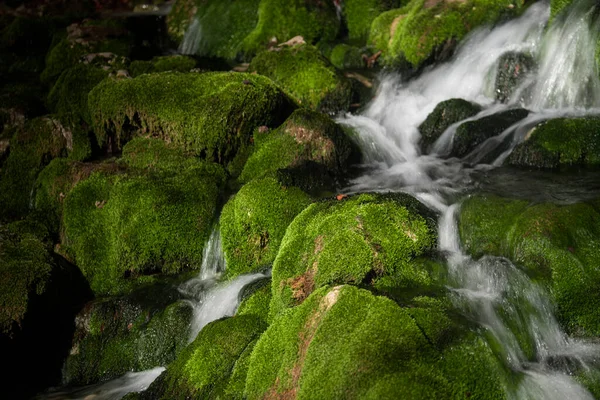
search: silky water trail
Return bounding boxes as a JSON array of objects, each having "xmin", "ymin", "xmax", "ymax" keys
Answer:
[{"xmin": 339, "ymin": 0, "xmax": 600, "ymax": 398}]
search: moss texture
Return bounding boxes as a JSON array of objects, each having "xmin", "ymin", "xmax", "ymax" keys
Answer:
[
  {"xmin": 249, "ymin": 44, "xmax": 353, "ymax": 113},
  {"xmin": 240, "ymin": 108, "xmax": 359, "ymax": 188},
  {"xmin": 63, "ymin": 284, "xmax": 192, "ymax": 386},
  {"xmin": 418, "ymin": 98, "xmax": 482, "ymax": 151},
  {"xmin": 246, "ymin": 285, "xmax": 507, "ymax": 399},
  {"xmin": 221, "ymin": 178, "xmax": 312, "ymax": 279},
  {"xmin": 343, "ymin": 0, "xmax": 404, "ymax": 43},
  {"xmin": 460, "ymin": 194, "xmax": 600, "ymax": 337},
  {"xmin": 329, "ymin": 43, "xmax": 364, "ymax": 70},
  {"xmin": 62, "ymin": 139, "xmax": 226, "ymax": 295},
  {"xmin": 143, "ymin": 314, "xmax": 267, "ymax": 399},
  {"xmin": 237, "ymin": 280, "xmax": 273, "ymax": 323},
  {"xmin": 370, "ymin": 0, "xmax": 526, "ymax": 69},
  {"xmin": 508, "ymin": 117, "xmax": 600, "ymax": 169},
  {"xmin": 129, "ymin": 55, "xmax": 197, "ymax": 77},
  {"xmin": 88, "ymin": 71, "xmax": 296, "ymax": 169},
  {"xmin": 270, "ymin": 192, "xmax": 437, "ymax": 318}
]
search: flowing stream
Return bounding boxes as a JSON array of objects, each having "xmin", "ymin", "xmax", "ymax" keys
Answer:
[{"xmin": 338, "ymin": 0, "xmax": 600, "ymax": 398}]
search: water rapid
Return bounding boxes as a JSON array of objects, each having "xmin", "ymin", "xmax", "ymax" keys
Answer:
[{"xmin": 339, "ymin": 1, "xmax": 600, "ymax": 398}]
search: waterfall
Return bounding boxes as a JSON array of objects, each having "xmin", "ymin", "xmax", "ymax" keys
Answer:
[
  {"xmin": 179, "ymin": 18, "xmax": 202, "ymax": 55},
  {"xmin": 340, "ymin": 0, "xmax": 600, "ymax": 398}
]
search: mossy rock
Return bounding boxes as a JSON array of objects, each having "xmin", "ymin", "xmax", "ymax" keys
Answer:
[
  {"xmin": 0, "ymin": 117, "xmax": 71, "ymax": 220},
  {"xmin": 241, "ymin": 0, "xmax": 340, "ymax": 56},
  {"xmin": 329, "ymin": 43, "xmax": 365, "ymax": 70},
  {"xmin": 221, "ymin": 178, "xmax": 312, "ymax": 279},
  {"xmin": 63, "ymin": 283, "xmax": 192, "ymax": 386},
  {"xmin": 140, "ymin": 314, "xmax": 267, "ymax": 400},
  {"xmin": 494, "ymin": 51, "xmax": 535, "ymax": 103},
  {"xmin": 237, "ymin": 280, "xmax": 272, "ymax": 323},
  {"xmin": 62, "ymin": 142, "xmax": 226, "ymax": 295},
  {"xmin": 459, "ymin": 194, "xmax": 600, "ymax": 336},
  {"xmin": 129, "ymin": 55, "xmax": 197, "ymax": 77},
  {"xmin": 370, "ymin": 0, "xmax": 526, "ymax": 69},
  {"xmin": 0, "ymin": 220, "xmax": 92, "ymax": 398},
  {"xmin": 166, "ymin": 0, "xmax": 198, "ymax": 44},
  {"xmin": 249, "ymin": 44, "xmax": 353, "ymax": 113},
  {"xmin": 270, "ymin": 192, "xmax": 437, "ymax": 318},
  {"xmin": 451, "ymin": 108, "xmax": 529, "ymax": 158},
  {"xmin": 240, "ymin": 108, "xmax": 360, "ymax": 190},
  {"xmin": 88, "ymin": 71, "xmax": 296, "ymax": 169},
  {"xmin": 507, "ymin": 117, "xmax": 600, "ymax": 169},
  {"xmin": 246, "ymin": 285, "xmax": 507, "ymax": 399},
  {"xmin": 342, "ymin": 0, "xmax": 404, "ymax": 43},
  {"xmin": 418, "ymin": 98, "xmax": 482, "ymax": 152}
]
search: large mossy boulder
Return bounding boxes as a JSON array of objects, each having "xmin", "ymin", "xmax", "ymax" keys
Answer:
[
  {"xmin": 494, "ymin": 51, "xmax": 535, "ymax": 103},
  {"xmin": 342, "ymin": 0, "xmax": 404, "ymax": 43},
  {"xmin": 140, "ymin": 314, "xmax": 267, "ymax": 400},
  {"xmin": 451, "ymin": 108, "xmax": 529, "ymax": 158},
  {"xmin": 329, "ymin": 43, "xmax": 364, "ymax": 70},
  {"xmin": 88, "ymin": 71, "xmax": 296, "ymax": 170},
  {"xmin": 507, "ymin": 117, "xmax": 600, "ymax": 169},
  {"xmin": 246, "ymin": 285, "xmax": 507, "ymax": 399},
  {"xmin": 221, "ymin": 178, "xmax": 312, "ymax": 279},
  {"xmin": 270, "ymin": 193, "xmax": 437, "ymax": 318},
  {"xmin": 249, "ymin": 44, "xmax": 353, "ymax": 113},
  {"xmin": 459, "ymin": 194, "xmax": 600, "ymax": 337},
  {"xmin": 0, "ymin": 220, "xmax": 91, "ymax": 398},
  {"xmin": 62, "ymin": 139, "xmax": 227, "ymax": 295},
  {"xmin": 237, "ymin": 282, "xmax": 272, "ymax": 323},
  {"xmin": 369, "ymin": 0, "xmax": 527, "ymax": 70},
  {"xmin": 63, "ymin": 283, "xmax": 193, "ymax": 386},
  {"xmin": 418, "ymin": 98, "xmax": 482, "ymax": 151},
  {"xmin": 129, "ymin": 55, "xmax": 197, "ymax": 77},
  {"xmin": 240, "ymin": 108, "xmax": 360, "ymax": 191}
]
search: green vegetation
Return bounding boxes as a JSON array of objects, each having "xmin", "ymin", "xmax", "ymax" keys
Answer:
[
  {"xmin": 246, "ymin": 285, "xmax": 507, "ymax": 399},
  {"xmin": 270, "ymin": 192, "xmax": 437, "ymax": 318},
  {"xmin": 343, "ymin": 0, "xmax": 404, "ymax": 43},
  {"xmin": 249, "ymin": 44, "xmax": 353, "ymax": 113},
  {"xmin": 508, "ymin": 117, "xmax": 600, "ymax": 169},
  {"xmin": 221, "ymin": 178, "xmax": 312, "ymax": 279},
  {"xmin": 237, "ymin": 281, "xmax": 272, "ymax": 323},
  {"xmin": 130, "ymin": 55, "xmax": 197, "ymax": 77},
  {"xmin": 166, "ymin": 0, "xmax": 197, "ymax": 44},
  {"xmin": 88, "ymin": 72, "xmax": 295, "ymax": 169},
  {"xmin": 329, "ymin": 43, "xmax": 364, "ymax": 70},
  {"xmin": 460, "ymin": 195, "xmax": 600, "ymax": 336}
]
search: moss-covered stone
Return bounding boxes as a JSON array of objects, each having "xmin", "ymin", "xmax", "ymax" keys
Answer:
[
  {"xmin": 129, "ymin": 55, "xmax": 197, "ymax": 77},
  {"xmin": 246, "ymin": 285, "xmax": 507, "ymax": 399},
  {"xmin": 460, "ymin": 194, "xmax": 600, "ymax": 336},
  {"xmin": 370, "ymin": 0, "xmax": 526, "ymax": 69},
  {"xmin": 507, "ymin": 117, "xmax": 600, "ymax": 169},
  {"xmin": 237, "ymin": 282, "xmax": 272, "ymax": 323},
  {"xmin": 63, "ymin": 284, "xmax": 192, "ymax": 385},
  {"xmin": 329, "ymin": 43, "xmax": 364, "ymax": 70},
  {"xmin": 88, "ymin": 71, "xmax": 296, "ymax": 169},
  {"xmin": 343, "ymin": 0, "xmax": 404, "ymax": 43},
  {"xmin": 62, "ymin": 142, "xmax": 226, "ymax": 294},
  {"xmin": 452, "ymin": 108, "xmax": 529, "ymax": 158},
  {"xmin": 494, "ymin": 51, "xmax": 535, "ymax": 103},
  {"xmin": 240, "ymin": 109, "xmax": 359, "ymax": 190},
  {"xmin": 418, "ymin": 98, "xmax": 482, "ymax": 151},
  {"xmin": 249, "ymin": 44, "xmax": 353, "ymax": 113},
  {"xmin": 270, "ymin": 192, "xmax": 437, "ymax": 318},
  {"xmin": 221, "ymin": 178, "xmax": 312, "ymax": 279},
  {"xmin": 141, "ymin": 314, "xmax": 267, "ymax": 399}
]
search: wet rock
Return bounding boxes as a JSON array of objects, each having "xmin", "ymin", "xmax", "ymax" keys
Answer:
[
  {"xmin": 329, "ymin": 43, "xmax": 365, "ymax": 70},
  {"xmin": 451, "ymin": 108, "xmax": 529, "ymax": 158},
  {"xmin": 418, "ymin": 98, "xmax": 482, "ymax": 152},
  {"xmin": 494, "ymin": 51, "xmax": 535, "ymax": 103},
  {"xmin": 507, "ymin": 117, "xmax": 600, "ymax": 169}
]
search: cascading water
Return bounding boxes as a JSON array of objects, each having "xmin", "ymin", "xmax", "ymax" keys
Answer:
[{"xmin": 339, "ymin": 0, "xmax": 600, "ymax": 398}]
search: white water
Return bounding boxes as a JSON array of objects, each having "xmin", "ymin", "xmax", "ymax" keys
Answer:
[
  {"xmin": 179, "ymin": 18, "xmax": 202, "ymax": 55},
  {"xmin": 340, "ymin": 1, "xmax": 600, "ymax": 398}
]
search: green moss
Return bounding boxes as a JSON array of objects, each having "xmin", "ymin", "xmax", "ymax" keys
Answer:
[
  {"xmin": 550, "ymin": 0, "xmax": 575, "ymax": 21},
  {"xmin": 130, "ymin": 55, "xmax": 197, "ymax": 77},
  {"xmin": 242, "ymin": 0, "xmax": 340, "ymax": 55},
  {"xmin": 62, "ymin": 154, "xmax": 226, "ymax": 294},
  {"xmin": 0, "ymin": 222, "xmax": 54, "ymax": 336},
  {"xmin": 237, "ymin": 283, "xmax": 272, "ymax": 322},
  {"xmin": 0, "ymin": 117, "xmax": 69, "ymax": 220},
  {"xmin": 371, "ymin": 0, "xmax": 526, "ymax": 69},
  {"xmin": 246, "ymin": 285, "xmax": 506, "ymax": 399},
  {"xmin": 460, "ymin": 195, "xmax": 600, "ymax": 337},
  {"xmin": 329, "ymin": 43, "xmax": 364, "ymax": 70},
  {"xmin": 221, "ymin": 178, "xmax": 312, "ymax": 279},
  {"xmin": 270, "ymin": 192, "xmax": 437, "ymax": 319},
  {"xmin": 250, "ymin": 44, "xmax": 353, "ymax": 112},
  {"xmin": 88, "ymin": 71, "xmax": 296, "ymax": 169},
  {"xmin": 63, "ymin": 290, "xmax": 192, "ymax": 385},
  {"xmin": 418, "ymin": 98, "xmax": 482, "ymax": 151},
  {"xmin": 508, "ymin": 117, "xmax": 600, "ymax": 169},
  {"xmin": 146, "ymin": 314, "xmax": 267, "ymax": 399},
  {"xmin": 240, "ymin": 108, "xmax": 358, "ymax": 186},
  {"xmin": 343, "ymin": 0, "xmax": 404, "ymax": 43}
]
